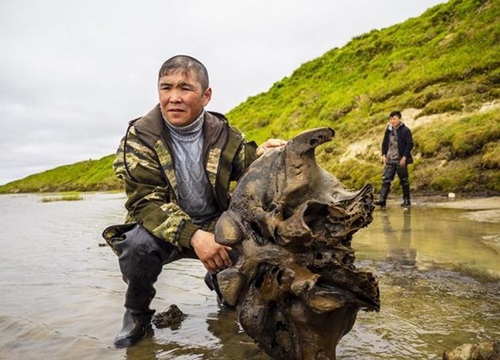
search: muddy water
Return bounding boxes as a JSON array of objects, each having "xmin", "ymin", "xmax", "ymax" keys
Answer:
[{"xmin": 0, "ymin": 193, "xmax": 498, "ymax": 360}]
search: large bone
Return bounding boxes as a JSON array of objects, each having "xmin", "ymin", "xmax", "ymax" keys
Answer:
[{"xmin": 215, "ymin": 127, "xmax": 379, "ymax": 360}]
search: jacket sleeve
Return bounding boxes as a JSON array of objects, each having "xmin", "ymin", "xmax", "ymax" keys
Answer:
[
  {"xmin": 113, "ymin": 126, "xmax": 200, "ymax": 249},
  {"xmin": 381, "ymin": 129, "xmax": 389, "ymax": 156},
  {"xmin": 402, "ymin": 127, "xmax": 414, "ymax": 159}
]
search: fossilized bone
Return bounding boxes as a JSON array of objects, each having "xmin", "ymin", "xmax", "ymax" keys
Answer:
[{"xmin": 214, "ymin": 127, "xmax": 380, "ymax": 360}]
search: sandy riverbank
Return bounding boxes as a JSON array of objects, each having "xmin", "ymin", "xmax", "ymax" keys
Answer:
[
  {"xmin": 416, "ymin": 196, "xmax": 500, "ymax": 224},
  {"xmin": 381, "ymin": 195, "xmax": 500, "ymax": 216},
  {"xmin": 418, "ymin": 196, "xmax": 500, "ymax": 211}
]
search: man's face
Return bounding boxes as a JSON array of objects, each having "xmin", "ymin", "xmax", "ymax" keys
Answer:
[
  {"xmin": 158, "ymin": 70, "xmax": 211, "ymax": 127},
  {"xmin": 389, "ymin": 115, "xmax": 401, "ymax": 127}
]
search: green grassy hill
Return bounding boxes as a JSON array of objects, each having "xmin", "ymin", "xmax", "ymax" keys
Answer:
[
  {"xmin": 1, "ymin": 0, "xmax": 498, "ymax": 195},
  {"xmin": 227, "ymin": 0, "xmax": 499, "ymax": 195},
  {"xmin": 0, "ymin": 155, "xmax": 120, "ymax": 193}
]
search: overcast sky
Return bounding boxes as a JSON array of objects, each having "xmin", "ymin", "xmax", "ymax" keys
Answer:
[{"xmin": 0, "ymin": 0, "xmax": 446, "ymax": 185}]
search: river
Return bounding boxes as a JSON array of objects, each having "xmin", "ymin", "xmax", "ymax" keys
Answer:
[{"xmin": 0, "ymin": 193, "xmax": 498, "ymax": 360}]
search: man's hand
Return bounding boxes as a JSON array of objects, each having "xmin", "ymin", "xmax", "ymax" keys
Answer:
[
  {"xmin": 257, "ymin": 138, "xmax": 287, "ymax": 157},
  {"xmin": 399, "ymin": 156, "xmax": 407, "ymax": 167},
  {"xmin": 382, "ymin": 155, "xmax": 387, "ymax": 165},
  {"xmin": 190, "ymin": 229, "xmax": 232, "ymax": 273}
]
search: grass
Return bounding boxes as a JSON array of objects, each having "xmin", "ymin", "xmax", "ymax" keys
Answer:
[
  {"xmin": 0, "ymin": 155, "xmax": 122, "ymax": 194},
  {"xmin": 38, "ymin": 192, "xmax": 84, "ymax": 202},
  {"xmin": 413, "ymin": 111, "xmax": 500, "ymax": 159}
]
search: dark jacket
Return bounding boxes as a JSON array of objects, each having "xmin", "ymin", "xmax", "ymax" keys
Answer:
[
  {"xmin": 112, "ymin": 105, "xmax": 257, "ymax": 249},
  {"xmin": 381, "ymin": 123, "xmax": 413, "ymax": 164}
]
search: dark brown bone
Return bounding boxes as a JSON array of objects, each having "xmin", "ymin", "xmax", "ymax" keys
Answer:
[{"xmin": 215, "ymin": 128, "xmax": 379, "ymax": 360}]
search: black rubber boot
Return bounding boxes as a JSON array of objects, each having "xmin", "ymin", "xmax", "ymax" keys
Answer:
[
  {"xmin": 105, "ymin": 224, "xmax": 166, "ymax": 348},
  {"xmin": 401, "ymin": 183, "xmax": 411, "ymax": 208},
  {"xmin": 114, "ymin": 308, "xmax": 154, "ymax": 348},
  {"xmin": 374, "ymin": 183, "xmax": 390, "ymax": 207},
  {"xmin": 401, "ymin": 198, "xmax": 411, "ymax": 208}
]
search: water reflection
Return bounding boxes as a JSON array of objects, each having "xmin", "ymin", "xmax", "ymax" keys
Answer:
[
  {"xmin": 205, "ymin": 307, "xmax": 270, "ymax": 360},
  {"xmin": 356, "ymin": 205, "xmax": 500, "ymax": 277},
  {"xmin": 122, "ymin": 297, "xmax": 269, "ymax": 360},
  {"xmin": 382, "ymin": 209, "xmax": 417, "ymax": 269},
  {"xmin": 0, "ymin": 194, "xmax": 498, "ymax": 360},
  {"xmin": 344, "ymin": 204, "xmax": 500, "ymax": 359}
]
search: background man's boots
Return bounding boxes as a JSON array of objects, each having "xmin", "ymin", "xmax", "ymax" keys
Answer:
[
  {"xmin": 401, "ymin": 183, "xmax": 411, "ymax": 208},
  {"xmin": 114, "ymin": 308, "xmax": 155, "ymax": 348},
  {"xmin": 374, "ymin": 183, "xmax": 390, "ymax": 207}
]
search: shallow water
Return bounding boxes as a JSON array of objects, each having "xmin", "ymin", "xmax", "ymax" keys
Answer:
[{"xmin": 0, "ymin": 193, "xmax": 498, "ymax": 360}]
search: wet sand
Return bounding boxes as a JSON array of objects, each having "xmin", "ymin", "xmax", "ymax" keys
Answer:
[{"xmin": 418, "ymin": 195, "xmax": 500, "ymax": 211}]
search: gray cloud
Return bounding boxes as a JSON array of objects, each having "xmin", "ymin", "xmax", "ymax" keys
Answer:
[{"xmin": 0, "ymin": 0, "xmax": 445, "ymax": 185}]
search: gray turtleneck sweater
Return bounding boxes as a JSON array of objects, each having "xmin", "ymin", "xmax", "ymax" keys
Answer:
[{"xmin": 164, "ymin": 111, "xmax": 218, "ymax": 223}]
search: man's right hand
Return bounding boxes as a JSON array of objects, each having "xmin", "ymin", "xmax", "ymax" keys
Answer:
[{"xmin": 190, "ymin": 229, "xmax": 232, "ymax": 273}]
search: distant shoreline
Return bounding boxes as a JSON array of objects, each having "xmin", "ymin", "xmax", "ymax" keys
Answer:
[{"xmin": 3, "ymin": 191, "xmax": 500, "ymax": 211}]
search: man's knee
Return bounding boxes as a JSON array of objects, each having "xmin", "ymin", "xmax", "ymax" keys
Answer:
[
  {"xmin": 382, "ymin": 166, "xmax": 396, "ymax": 181},
  {"xmin": 109, "ymin": 224, "xmax": 157, "ymax": 256},
  {"xmin": 103, "ymin": 224, "xmax": 164, "ymax": 276}
]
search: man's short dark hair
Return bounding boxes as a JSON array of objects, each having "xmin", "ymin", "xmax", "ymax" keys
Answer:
[
  {"xmin": 158, "ymin": 55, "xmax": 209, "ymax": 91},
  {"xmin": 389, "ymin": 111, "xmax": 402, "ymax": 118}
]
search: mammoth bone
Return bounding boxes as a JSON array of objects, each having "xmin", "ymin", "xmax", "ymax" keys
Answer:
[{"xmin": 214, "ymin": 127, "xmax": 380, "ymax": 360}]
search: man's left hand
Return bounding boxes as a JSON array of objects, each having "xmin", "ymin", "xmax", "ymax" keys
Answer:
[{"xmin": 257, "ymin": 138, "xmax": 287, "ymax": 157}]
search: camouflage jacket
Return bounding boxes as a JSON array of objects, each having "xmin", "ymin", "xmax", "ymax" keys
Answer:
[{"xmin": 113, "ymin": 105, "xmax": 257, "ymax": 249}]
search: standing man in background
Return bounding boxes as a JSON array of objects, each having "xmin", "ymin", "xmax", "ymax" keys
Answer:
[
  {"xmin": 374, "ymin": 110, "xmax": 414, "ymax": 208},
  {"xmin": 103, "ymin": 55, "xmax": 285, "ymax": 348}
]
